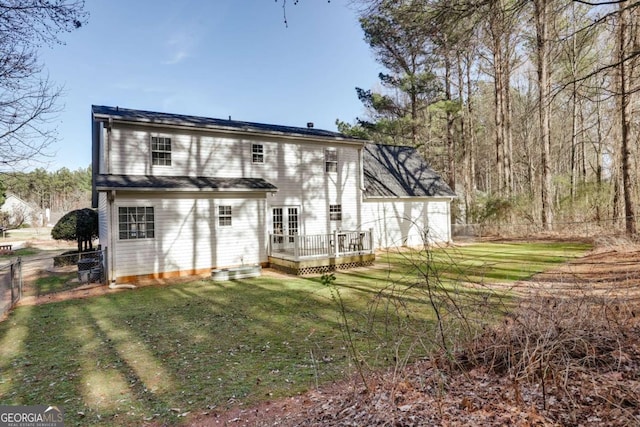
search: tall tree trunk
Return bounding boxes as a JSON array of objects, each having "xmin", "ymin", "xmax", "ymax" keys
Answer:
[
  {"xmin": 504, "ymin": 55, "xmax": 513, "ymax": 197},
  {"xmin": 570, "ymin": 79, "xmax": 578, "ymax": 201},
  {"xmin": 444, "ymin": 49, "xmax": 456, "ymax": 193},
  {"xmin": 466, "ymin": 51, "xmax": 477, "ymax": 200},
  {"xmin": 618, "ymin": 3, "xmax": 637, "ymax": 234},
  {"xmin": 457, "ymin": 51, "xmax": 471, "ymax": 220},
  {"xmin": 534, "ymin": 0, "xmax": 553, "ymax": 230},
  {"xmin": 493, "ymin": 42, "xmax": 505, "ymax": 195}
]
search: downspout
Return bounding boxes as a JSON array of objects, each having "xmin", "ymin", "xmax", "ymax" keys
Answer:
[
  {"xmin": 104, "ymin": 118, "xmax": 135, "ymax": 289},
  {"xmin": 106, "ymin": 117, "xmax": 113, "ymax": 174},
  {"xmin": 358, "ymin": 146, "xmax": 364, "ymax": 229},
  {"xmin": 448, "ymin": 197, "xmax": 454, "ymax": 243}
]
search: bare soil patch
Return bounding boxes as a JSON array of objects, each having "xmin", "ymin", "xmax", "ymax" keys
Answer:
[{"xmin": 191, "ymin": 241, "xmax": 640, "ymax": 426}]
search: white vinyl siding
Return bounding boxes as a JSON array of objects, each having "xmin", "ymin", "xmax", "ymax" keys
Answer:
[
  {"xmin": 111, "ymin": 193, "xmax": 266, "ymax": 279},
  {"xmin": 363, "ymin": 199, "xmax": 451, "ymax": 248},
  {"xmin": 267, "ymin": 144, "xmax": 360, "ymax": 234},
  {"xmin": 106, "ymin": 123, "xmax": 362, "ymax": 234},
  {"xmin": 101, "ymin": 121, "xmax": 365, "ymax": 279},
  {"xmin": 97, "ymin": 192, "xmax": 109, "ymax": 245}
]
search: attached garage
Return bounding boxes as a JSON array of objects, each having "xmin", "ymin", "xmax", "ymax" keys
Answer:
[{"xmin": 362, "ymin": 143, "xmax": 455, "ymax": 248}]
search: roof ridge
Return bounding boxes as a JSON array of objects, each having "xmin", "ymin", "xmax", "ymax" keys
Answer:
[{"xmin": 91, "ymin": 105, "xmax": 365, "ymax": 141}]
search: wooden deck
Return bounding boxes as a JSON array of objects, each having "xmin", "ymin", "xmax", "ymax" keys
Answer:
[{"xmin": 268, "ymin": 229, "xmax": 375, "ymax": 275}]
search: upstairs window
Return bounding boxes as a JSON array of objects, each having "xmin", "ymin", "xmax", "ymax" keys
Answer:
[
  {"xmin": 329, "ymin": 204, "xmax": 342, "ymax": 221},
  {"xmin": 252, "ymin": 144, "xmax": 264, "ymax": 163},
  {"xmin": 119, "ymin": 207, "xmax": 155, "ymax": 239},
  {"xmin": 219, "ymin": 206, "xmax": 232, "ymax": 227},
  {"xmin": 151, "ymin": 136, "xmax": 172, "ymax": 166},
  {"xmin": 325, "ymin": 148, "xmax": 337, "ymax": 173}
]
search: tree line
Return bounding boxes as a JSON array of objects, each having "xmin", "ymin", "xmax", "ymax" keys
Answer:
[
  {"xmin": 0, "ymin": 167, "xmax": 92, "ymax": 216},
  {"xmin": 333, "ymin": 0, "xmax": 639, "ymax": 235}
]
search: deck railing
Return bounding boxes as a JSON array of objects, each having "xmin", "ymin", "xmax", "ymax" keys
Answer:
[{"xmin": 269, "ymin": 229, "xmax": 374, "ymax": 261}]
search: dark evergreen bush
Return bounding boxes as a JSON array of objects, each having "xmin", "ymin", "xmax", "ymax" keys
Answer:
[{"xmin": 51, "ymin": 208, "xmax": 98, "ymax": 252}]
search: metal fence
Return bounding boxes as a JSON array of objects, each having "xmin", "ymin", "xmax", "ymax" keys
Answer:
[
  {"xmin": 20, "ymin": 249, "xmax": 106, "ymax": 298},
  {"xmin": 0, "ymin": 248, "xmax": 106, "ymax": 319},
  {"xmin": 0, "ymin": 258, "xmax": 22, "ymax": 319},
  {"xmin": 452, "ymin": 217, "xmax": 634, "ymax": 239}
]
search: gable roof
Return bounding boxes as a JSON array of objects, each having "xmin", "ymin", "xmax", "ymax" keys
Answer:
[
  {"xmin": 363, "ymin": 144, "xmax": 455, "ymax": 198},
  {"xmin": 92, "ymin": 105, "xmax": 364, "ymax": 142},
  {"xmin": 95, "ymin": 175, "xmax": 277, "ymax": 193}
]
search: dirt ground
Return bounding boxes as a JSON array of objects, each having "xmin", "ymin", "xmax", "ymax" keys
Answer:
[{"xmin": 188, "ymin": 239, "xmax": 640, "ymax": 427}]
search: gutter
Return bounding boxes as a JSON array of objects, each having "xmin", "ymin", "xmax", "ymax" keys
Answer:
[
  {"xmin": 95, "ymin": 186, "xmax": 278, "ymax": 194},
  {"xmin": 362, "ymin": 196, "xmax": 456, "ymax": 201}
]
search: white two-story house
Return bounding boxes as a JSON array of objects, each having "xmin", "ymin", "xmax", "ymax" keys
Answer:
[{"xmin": 92, "ymin": 105, "xmax": 455, "ymax": 283}]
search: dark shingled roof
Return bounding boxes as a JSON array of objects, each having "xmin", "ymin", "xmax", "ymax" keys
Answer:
[
  {"xmin": 95, "ymin": 175, "xmax": 277, "ymax": 192},
  {"xmin": 92, "ymin": 105, "xmax": 363, "ymax": 141},
  {"xmin": 363, "ymin": 144, "xmax": 455, "ymax": 198}
]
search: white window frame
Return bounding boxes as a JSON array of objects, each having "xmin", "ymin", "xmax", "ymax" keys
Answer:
[
  {"xmin": 329, "ymin": 204, "xmax": 342, "ymax": 221},
  {"xmin": 218, "ymin": 205, "xmax": 232, "ymax": 227},
  {"xmin": 118, "ymin": 206, "xmax": 155, "ymax": 240},
  {"xmin": 325, "ymin": 148, "xmax": 337, "ymax": 173},
  {"xmin": 272, "ymin": 206, "xmax": 300, "ymax": 244},
  {"xmin": 252, "ymin": 143, "xmax": 264, "ymax": 164},
  {"xmin": 151, "ymin": 135, "xmax": 172, "ymax": 166}
]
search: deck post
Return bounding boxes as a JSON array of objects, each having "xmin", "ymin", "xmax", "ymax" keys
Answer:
[
  {"xmin": 333, "ymin": 229, "xmax": 339, "ymax": 258},
  {"xmin": 368, "ymin": 228, "xmax": 374, "ymax": 252},
  {"xmin": 293, "ymin": 234, "xmax": 299, "ymax": 259}
]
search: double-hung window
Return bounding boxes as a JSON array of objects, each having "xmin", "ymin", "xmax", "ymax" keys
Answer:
[
  {"xmin": 219, "ymin": 206, "xmax": 232, "ymax": 227},
  {"xmin": 325, "ymin": 148, "xmax": 337, "ymax": 173},
  {"xmin": 151, "ymin": 136, "xmax": 172, "ymax": 166},
  {"xmin": 252, "ymin": 144, "xmax": 264, "ymax": 163},
  {"xmin": 119, "ymin": 207, "xmax": 155, "ymax": 239},
  {"xmin": 329, "ymin": 204, "xmax": 342, "ymax": 221}
]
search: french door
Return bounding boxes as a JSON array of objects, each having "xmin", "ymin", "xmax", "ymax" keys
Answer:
[{"xmin": 272, "ymin": 206, "xmax": 299, "ymax": 246}]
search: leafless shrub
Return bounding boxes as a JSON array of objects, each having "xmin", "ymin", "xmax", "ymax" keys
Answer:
[{"xmin": 466, "ymin": 292, "xmax": 640, "ymax": 423}]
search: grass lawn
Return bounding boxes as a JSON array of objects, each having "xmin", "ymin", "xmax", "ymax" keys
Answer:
[
  {"xmin": 25, "ymin": 273, "xmax": 79, "ymax": 297},
  {"xmin": 0, "ymin": 241, "xmax": 590, "ymax": 426}
]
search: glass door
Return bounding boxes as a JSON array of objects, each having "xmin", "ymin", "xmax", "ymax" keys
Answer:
[{"xmin": 272, "ymin": 206, "xmax": 299, "ymax": 247}]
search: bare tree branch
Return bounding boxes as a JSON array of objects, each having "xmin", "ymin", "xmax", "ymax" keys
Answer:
[
  {"xmin": 572, "ymin": 0, "xmax": 628, "ymax": 5},
  {"xmin": 0, "ymin": 1, "xmax": 87, "ymax": 170}
]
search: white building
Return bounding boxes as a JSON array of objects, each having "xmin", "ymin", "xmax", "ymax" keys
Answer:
[
  {"xmin": 91, "ymin": 105, "xmax": 455, "ymax": 283},
  {"xmin": 0, "ymin": 193, "xmax": 40, "ymax": 227}
]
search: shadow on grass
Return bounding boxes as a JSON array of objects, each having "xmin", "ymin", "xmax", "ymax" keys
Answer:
[{"xmin": 0, "ymin": 241, "xmax": 592, "ymax": 426}]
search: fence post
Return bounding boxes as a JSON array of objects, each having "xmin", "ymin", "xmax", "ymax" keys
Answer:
[
  {"xmin": 10, "ymin": 261, "xmax": 14, "ymax": 305},
  {"xmin": 17, "ymin": 257, "xmax": 22, "ymax": 300}
]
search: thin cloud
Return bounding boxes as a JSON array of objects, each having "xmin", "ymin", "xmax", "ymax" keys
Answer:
[{"xmin": 163, "ymin": 31, "xmax": 198, "ymax": 65}]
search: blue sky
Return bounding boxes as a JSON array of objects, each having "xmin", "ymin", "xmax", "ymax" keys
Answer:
[{"xmin": 36, "ymin": 0, "xmax": 380, "ymax": 171}]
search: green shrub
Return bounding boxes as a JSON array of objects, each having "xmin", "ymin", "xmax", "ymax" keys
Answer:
[{"xmin": 51, "ymin": 208, "xmax": 98, "ymax": 252}]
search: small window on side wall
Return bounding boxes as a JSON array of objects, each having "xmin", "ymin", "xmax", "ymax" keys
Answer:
[
  {"xmin": 252, "ymin": 144, "xmax": 264, "ymax": 163},
  {"xmin": 329, "ymin": 204, "xmax": 342, "ymax": 221},
  {"xmin": 151, "ymin": 136, "xmax": 172, "ymax": 166},
  {"xmin": 219, "ymin": 206, "xmax": 232, "ymax": 226},
  {"xmin": 325, "ymin": 148, "xmax": 337, "ymax": 173}
]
